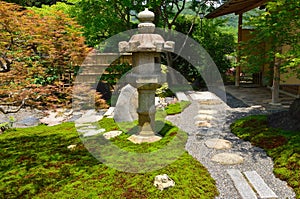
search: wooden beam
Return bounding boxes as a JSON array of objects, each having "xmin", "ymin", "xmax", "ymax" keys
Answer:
[
  {"xmin": 206, "ymin": 0, "xmax": 269, "ymax": 18},
  {"xmin": 235, "ymin": 13, "xmax": 243, "ymax": 87},
  {"xmin": 236, "ymin": 0, "xmax": 268, "ymax": 14}
]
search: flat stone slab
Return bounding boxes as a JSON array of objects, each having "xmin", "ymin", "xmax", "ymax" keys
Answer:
[
  {"xmin": 194, "ymin": 114, "xmax": 215, "ymax": 121},
  {"xmin": 198, "ymin": 109, "xmax": 218, "ymax": 115},
  {"xmin": 175, "ymin": 92, "xmax": 189, "ymax": 101},
  {"xmin": 103, "ymin": 107, "xmax": 115, "ymax": 116},
  {"xmin": 244, "ymin": 171, "xmax": 278, "ymax": 199},
  {"xmin": 227, "ymin": 169, "xmax": 257, "ymax": 199},
  {"xmin": 195, "ymin": 120, "xmax": 212, "ymax": 127},
  {"xmin": 198, "ymin": 100, "xmax": 223, "ymax": 105},
  {"xmin": 82, "ymin": 129, "xmax": 105, "ymax": 137},
  {"xmin": 211, "ymin": 153, "xmax": 244, "ymax": 165},
  {"xmin": 17, "ymin": 116, "xmax": 40, "ymax": 127},
  {"xmin": 76, "ymin": 115, "xmax": 103, "ymax": 124},
  {"xmin": 205, "ymin": 138, "xmax": 232, "ymax": 150},
  {"xmin": 189, "ymin": 91, "xmax": 220, "ymax": 101},
  {"xmin": 127, "ymin": 135, "xmax": 162, "ymax": 144},
  {"xmin": 103, "ymin": 130, "xmax": 122, "ymax": 140}
]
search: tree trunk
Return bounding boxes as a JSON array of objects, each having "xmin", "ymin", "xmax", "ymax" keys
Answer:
[
  {"xmin": 0, "ymin": 98, "xmax": 27, "ymax": 114},
  {"xmin": 271, "ymin": 62, "xmax": 280, "ymax": 104},
  {"xmin": 271, "ymin": 46, "xmax": 283, "ymax": 104}
]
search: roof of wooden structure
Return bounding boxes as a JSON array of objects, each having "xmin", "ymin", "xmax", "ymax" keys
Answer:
[{"xmin": 206, "ymin": 0, "xmax": 268, "ymax": 18}]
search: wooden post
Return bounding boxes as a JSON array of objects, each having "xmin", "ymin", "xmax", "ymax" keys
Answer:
[{"xmin": 235, "ymin": 13, "xmax": 243, "ymax": 87}]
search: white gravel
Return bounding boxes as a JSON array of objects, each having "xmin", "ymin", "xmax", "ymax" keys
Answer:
[{"xmin": 167, "ymin": 93, "xmax": 296, "ymax": 199}]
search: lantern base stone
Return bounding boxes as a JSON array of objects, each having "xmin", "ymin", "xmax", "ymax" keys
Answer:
[{"xmin": 127, "ymin": 134, "xmax": 162, "ymax": 144}]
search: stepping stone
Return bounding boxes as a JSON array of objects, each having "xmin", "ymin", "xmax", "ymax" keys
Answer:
[
  {"xmin": 198, "ymin": 100, "xmax": 223, "ymax": 105},
  {"xmin": 175, "ymin": 92, "xmax": 189, "ymax": 101},
  {"xmin": 194, "ymin": 114, "xmax": 215, "ymax": 121},
  {"xmin": 227, "ymin": 169, "xmax": 257, "ymax": 199},
  {"xmin": 82, "ymin": 129, "xmax": 105, "ymax": 137},
  {"xmin": 244, "ymin": 171, "xmax": 278, "ymax": 199},
  {"xmin": 198, "ymin": 110, "xmax": 218, "ymax": 115},
  {"xmin": 103, "ymin": 130, "xmax": 122, "ymax": 140},
  {"xmin": 76, "ymin": 115, "xmax": 103, "ymax": 124},
  {"xmin": 205, "ymin": 138, "xmax": 232, "ymax": 150},
  {"xmin": 189, "ymin": 91, "xmax": 219, "ymax": 101},
  {"xmin": 77, "ymin": 125, "xmax": 98, "ymax": 133},
  {"xmin": 195, "ymin": 120, "xmax": 212, "ymax": 127},
  {"xmin": 104, "ymin": 107, "xmax": 115, "ymax": 116},
  {"xmin": 211, "ymin": 153, "xmax": 244, "ymax": 165},
  {"xmin": 75, "ymin": 123, "xmax": 95, "ymax": 128}
]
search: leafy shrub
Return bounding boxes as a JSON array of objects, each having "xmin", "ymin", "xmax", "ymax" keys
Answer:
[{"xmin": 0, "ymin": 2, "xmax": 90, "ymax": 109}]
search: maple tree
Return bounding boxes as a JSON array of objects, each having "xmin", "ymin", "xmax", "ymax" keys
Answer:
[{"xmin": 0, "ymin": 2, "xmax": 107, "ymax": 110}]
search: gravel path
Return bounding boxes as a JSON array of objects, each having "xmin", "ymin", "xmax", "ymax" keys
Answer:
[{"xmin": 167, "ymin": 92, "xmax": 296, "ymax": 199}]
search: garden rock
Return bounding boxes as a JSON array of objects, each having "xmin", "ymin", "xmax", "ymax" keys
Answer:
[
  {"xmin": 114, "ymin": 84, "xmax": 138, "ymax": 122},
  {"xmin": 211, "ymin": 153, "xmax": 244, "ymax": 165},
  {"xmin": 268, "ymin": 98, "xmax": 300, "ymax": 131},
  {"xmin": 67, "ymin": 144, "xmax": 76, "ymax": 151},
  {"xmin": 40, "ymin": 109, "xmax": 73, "ymax": 126},
  {"xmin": 103, "ymin": 130, "xmax": 122, "ymax": 139},
  {"xmin": 289, "ymin": 98, "xmax": 300, "ymax": 119},
  {"xmin": 154, "ymin": 174, "xmax": 175, "ymax": 191},
  {"xmin": 16, "ymin": 116, "xmax": 40, "ymax": 127},
  {"xmin": 205, "ymin": 138, "xmax": 232, "ymax": 150},
  {"xmin": 76, "ymin": 110, "xmax": 103, "ymax": 124}
]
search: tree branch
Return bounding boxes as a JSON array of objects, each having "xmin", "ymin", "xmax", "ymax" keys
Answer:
[
  {"xmin": 0, "ymin": 98, "xmax": 27, "ymax": 114},
  {"xmin": 0, "ymin": 53, "xmax": 12, "ymax": 72}
]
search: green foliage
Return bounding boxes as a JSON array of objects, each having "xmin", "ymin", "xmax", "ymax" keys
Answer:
[
  {"xmin": 230, "ymin": 115, "xmax": 300, "ymax": 198},
  {"xmin": 239, "ymin": 0, "xmax": 300, "ymax": 80},
  {"xmin": 164, "ymin": 101, "xmax": 191, "ymax": 115},
  {"xmin": 1, "ymin": 0, "xmax": 75, "ymax": 7},
  {"xmin": 100, "ymin": 63, "xmax": 132, "ymax": 87},
  {"xmin": 0, "ymin": 121, "xmax": 218, "ymax": 198},
  {"xmin": 173, "ymin": 15, "xmax": 236, "ymax": 83}
]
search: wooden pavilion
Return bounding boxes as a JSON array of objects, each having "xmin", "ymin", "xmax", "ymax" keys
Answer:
[{"xmin": 206, "ymin": 0, "xmax": 300, "ymax": 98}]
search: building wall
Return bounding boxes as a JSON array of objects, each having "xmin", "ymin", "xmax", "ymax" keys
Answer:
[{"xmin": 241, "ymin": 29, "xmax": 300, "ymax": 95}]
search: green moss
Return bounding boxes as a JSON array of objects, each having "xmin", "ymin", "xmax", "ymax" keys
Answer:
[
  {"xmin": 0, "ymin": 119, "xmax": 218, "ymax": 198},
  {"xmin": 230, "ymin": 115, "xmax": 300, "ymax": 198},
  {"xmin": 165, "ymin": 101, "xmax": 191, "ymax": 115}
]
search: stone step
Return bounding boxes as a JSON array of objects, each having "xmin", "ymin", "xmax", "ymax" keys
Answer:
[
  {"xmin": 244, "ymin": 171, "xmax": 278, "ymax": 199},
  {"xmin": 74, "ymin": 74, "xmax": 99, "ymax": 84},
  {"xmin": 227, "ymin": 169, "xmax": 278, "ymax": 199},
  {"xmin": 175, "ymin": 92, "xmax": 190, "ymax": 101},
  {"xmin": 104, "ymin": 107, "xmax": 115, "ymax": 116},
  {"xmin": 226, "ymin": 169, "xmax": 258, "ymax": 199}
]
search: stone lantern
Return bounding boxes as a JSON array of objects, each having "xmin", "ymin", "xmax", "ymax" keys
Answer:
[{"xmin": 119, "ymin": 8, "xmax": 174, "ymax": 143}]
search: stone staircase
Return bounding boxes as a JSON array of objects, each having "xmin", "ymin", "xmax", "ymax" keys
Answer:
[{"xmin": 75, "ymin": 52, "xmax": 132, "ymax": 84}]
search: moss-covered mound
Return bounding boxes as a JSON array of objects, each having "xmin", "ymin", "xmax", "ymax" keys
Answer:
[
  {"xmin": 230, "ymin": 115, "xmax": 300, "ymax": 198},
  {"xmin": 0, "ymin": 119, "xmax": 218, "ymax": 198}
]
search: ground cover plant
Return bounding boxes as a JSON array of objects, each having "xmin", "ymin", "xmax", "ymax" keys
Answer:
[
  {"xmin": 230, "ymin": 115, "xmax": 300, "ymax": 198},
  {"xmin": 164, "ymin": 101, "xmax": 191, "ymax": 115},
  {"xmin": 0, "ymin": 116, "xmax": 218, "ymax": 198}
]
